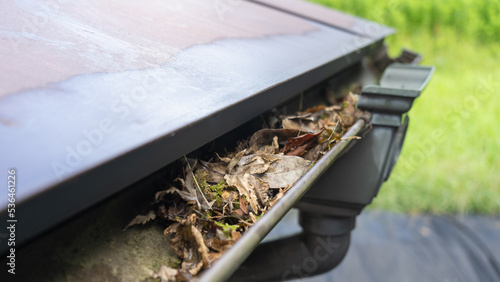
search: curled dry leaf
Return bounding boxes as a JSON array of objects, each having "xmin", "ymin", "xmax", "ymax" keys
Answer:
[
  {"xmin": 216, "ymin": 152, "xmax": 232, "ymax": 163},
  {"xmin": 282, "ymin": 117, "xmax": 317, "ymax": 133},
  {"xmin": 224, "ymin": 154, "xmax": 277, "ymax": 212},
  {"xmin": 205, "ymin": 233, "xmax": 231, "ymax": 253},
  {"xmin": 225, "ymin": 154, "xmax": 310, "ymax": 212},
  {"xmin": 221, "ymin": 190, "xmax": 237, "ymax": 212},
  {"xmin": 239, "ymin": 195, "xmax": 248, "ymax": 214},
  {"xmin": 257, "ymin": 155, "xmax": 311, "ymax": 188},
  {"xmin": 123, "ymin": 210, "xmax": 156, "ymax": 231},
  {"xmin": 169, "ymin": 187, "xmax": 197, "ymax": 204},
  {"xmin": 225, "ymin": 173, "xmax": 261, "ymax": 213},
  {"xmin": 163, "ymin": 214, "xmax": 214, "ymax": 277},
  {"xmin": 151, "ymin": 265, "xmax": 179, "ymax": 282},
  {"xmin": 231, "ymin": 230, "xmax": 242, "ymax": 241},
  {"xmin": 226, "ymin": 150, "xmax": 246, "ymax": 174},
  {"xmin": 164, "ymin": 222, "xmax": 180, "ymax": 236},
  {"xmin": 191, "ymin": 225, "xmax": 210, "ymax": 268},
  {"xmin": 302, "ymin": 141, "xmax": 329, "ymax": 161},
  {"xmin": 249, "ymin": 128, "xmax": 300, "ymax": 151},
  {"xmin": 268, "ymin": 188, "xmax": 287, "ymax": 208},
  {"xmin": 257, "ymin": 135, "xmax": 279, "ymax": 154},
  {"xmin": 155, "ymin": 186, "xmax": 177, "ymax": 202},
  {"xmin": 249, "ymin": 212, "xmax": 258, "ymax": 223},
  {"xmin": 200, "ymin": 161, "xmax": 226, "ymax": 183},
  {"xmin": 305, "ymin": 105, "xmax": 326, "ymax": 113},
  {"xmin": 235, "ymin": 154, "xmax": 277, "ymax": 174},
  {"xmin": 282, "ymin": 130, "xmax": 324, "ymax": 156}
]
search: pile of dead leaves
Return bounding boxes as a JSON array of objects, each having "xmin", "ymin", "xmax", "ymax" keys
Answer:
[{"xmin": 125, "ymin": 93, "xmax": 366, "ymax": 281}]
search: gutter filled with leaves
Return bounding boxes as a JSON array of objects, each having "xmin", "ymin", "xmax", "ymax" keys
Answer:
[{"xmin": 125, "ymin": 93, "xmax": 369, "ymax": 281}]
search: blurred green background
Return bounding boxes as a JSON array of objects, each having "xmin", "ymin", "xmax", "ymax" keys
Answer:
[{"xmin": 311, "ymin": 0, "xmax": 500, "ymax": 214}]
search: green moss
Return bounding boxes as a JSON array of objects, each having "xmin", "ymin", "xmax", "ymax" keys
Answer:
[
  {"xmin": 214, "ymin": 221, "xmax": 240, "ymax": 237},
  {"xmin": 194, "ymin": 170, "xmax": 208, "ymax": 190},
  {"xmin": 204, "ymin": 181, "xmax": 228, "ymax": 207},
  {"xmin": 207, "ymin": 181, "xmax": 226, "ymax": 195}
]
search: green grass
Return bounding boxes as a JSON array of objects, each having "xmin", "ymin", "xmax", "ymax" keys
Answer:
[{"xmin": 310, "ymin": 0, "xmax": 500, "ymax": 214}]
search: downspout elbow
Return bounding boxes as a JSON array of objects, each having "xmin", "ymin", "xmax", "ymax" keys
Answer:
[{"xmin": 230, "ymin": 214, "xmax": 354, "ymax": 281}]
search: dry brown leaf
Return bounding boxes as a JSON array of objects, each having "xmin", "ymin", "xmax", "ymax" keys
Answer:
[
  {"xmin": 123, "ymin": 210, "xmax": 156, "ymax": 231},
  {"xmin": 239, "ymin": 196, "xmax": 248, "ymax": 214},
  {"xmin": 249, "ymin": 212, "xmax": 257, "ymax": 223},
  {"xmin": 248, "ymin": 175, "xmax": 269, "ymax": 207},
  {"xmin": 268, "ymin": 187, "xmax": 291, "ymax": 207},
  {"xmin": 216, "ymin": 152, "xmax": 231, "ymax": 163},
  {"xmin": 305, "ymin": 105, "xmax": 326, "ymax": 113},
  {"xmin": 215, "ymin": 228, "xmax": 231, "ymax": 242},
  {"xmin": 225, "ymin": 173, "xmax": 261, "ymax": 213},
  {"xmin": 221, "ymin": 190, "xmax": 237, "ymax": 212},
  {"xmin": 200, "ymin": 161, "xmax": 226, "ymax": 183},
  {"xmin": 225, "ymin": 154, "xmax": 278, "ymax": 211},
  {"xmin": 226, "ymin": 149, "xmax": 246, "ymax": 174},
  {"xmin": 249, "ymin": 128, "xmax": 301, "ymax": 150},
  {"xmin": 302, "ymin": 141, "xmax": 329, "ymax": 161},
  {"xmin": 225, "ymin": 154, "xmax": 310, "ymax": 212},
  {"xmin": 282, "ymin": 118, "xmax": 318, "ymax": 133},
  {"xmin": 164, "ymin": 222, "xmax": 180, "ymax": 236},
  {"xmin": 191, "ymin": 225, "xmax": 210, "ymax": 268},
  {"xmin": 233, "ymin": 209, "xmax": 244, "ymax": 217},
  {"xmin": 188, "ymin": 260, "xmax": 203, "ymax": 276},
  {"xmin": 282, "ymin": 130, "xmax": 323, "ymax": 156},
  {"xmin": 154, "ymin": 186, "xmax": 177, "ymax": 202},
  {"xmin": 231, "ymin": 230, "xmax": 242, "ymax": 241},
  {"xmin": 258, "ymin": 155, "xmax": 311, "ymax": 188},
  {"xmin": 169, "ymin": 187, "xmax": 197, "ymax": 203},
  {"xmin": 236, "ymin": 154, "xmax": 277, "ymax": 174},
  {"xmin": 260, "ymin": 135, "xmax": 279, "ymax": 154},
  {"xmin": 151, "ymin": 265, "xmax": 179, "ymax": 282},
  {"xmin": 282, "ymin": 112, "xmax": 314, "ymax": 120},
  {"xmin": 204, "ymin": 229, "xmax": 234, "ymax": 254},
  {"xmin": 209, "ymin": 252, "xmax": 224, "ymax": 262}
]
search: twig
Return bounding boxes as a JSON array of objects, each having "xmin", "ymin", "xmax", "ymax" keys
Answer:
[
  {"xmin": 184, "ymin": 156, "xmax": 212, "ymax": 210},
  {"xmin": 327, "ymin": 121, "xmax": 340, "ymax": 150}
]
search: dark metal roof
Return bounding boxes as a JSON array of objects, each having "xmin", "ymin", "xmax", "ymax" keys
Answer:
[{"xmin": 0, "ymin": 0, "xmax": 393, "ymax": 252}]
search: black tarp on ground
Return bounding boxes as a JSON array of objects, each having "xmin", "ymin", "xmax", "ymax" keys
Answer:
[{"xmin": 264, "ymin": 210, "xmax": 500, "ymax": 282}]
